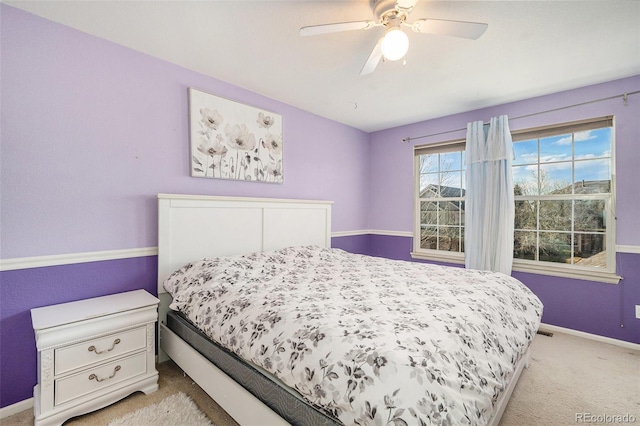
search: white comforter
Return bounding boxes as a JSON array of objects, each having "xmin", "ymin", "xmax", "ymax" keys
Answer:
[{"xmin": 164, "ymin": 246, "xmax": 542, "ymax": 426}]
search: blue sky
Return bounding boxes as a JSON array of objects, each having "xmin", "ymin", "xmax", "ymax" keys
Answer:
[
  {"xmin": 512, "ymin": 128, "xmax": 612, "ymax": 194},
  {"xmin": 418, "ymin": 127, "xmax": 612, "ymax": 195}
]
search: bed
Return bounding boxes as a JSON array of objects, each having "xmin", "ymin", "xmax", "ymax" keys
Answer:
[{"xmin": 157, "ymin": 194, "xmax": 543, "ymax": 426}]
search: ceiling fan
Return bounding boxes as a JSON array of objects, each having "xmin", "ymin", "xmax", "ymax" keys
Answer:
[{"xmin": 300, "ymin": 0, "xmax": 488, "ymax": 75}]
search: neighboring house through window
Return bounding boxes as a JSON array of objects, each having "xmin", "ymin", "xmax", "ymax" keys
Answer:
[{"xmin": 413, "ymin": 116, "xmax": 618, "ymax": 283}]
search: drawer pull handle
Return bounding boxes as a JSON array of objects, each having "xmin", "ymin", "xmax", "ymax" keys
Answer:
[
  {"xmin": 88, "ymin": 338, "xmax": 121, "ymax": 354},
  {"xmin": 88, "ymin": 365, "xmax": 121, "ymax": 382}
]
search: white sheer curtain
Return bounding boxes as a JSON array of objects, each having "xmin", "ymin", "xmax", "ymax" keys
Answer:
[{"xmin": 464, "ymin": 115, "xmax": 515, "ymax": 274}]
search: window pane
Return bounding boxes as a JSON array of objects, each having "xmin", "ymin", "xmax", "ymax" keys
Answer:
[
  {"xmin": 439, "ymin": 201, "xmax": 461, "ymax": 226},
  {"xmin": 515, "ymin": 200, "xmax": 537, "ymax": 230},
  {"xmin": 440, "ymin": 151, "xmax": 462, "ymax": 172},
  {"xmin": 438, "ymin": 227, "xmax": 461, "ymax": 252},
  {"xmin": 574, "ymin": 159, "xmax": 611, "ymax": 194},
  {"xmin": 575, "ymin": 128, "xmax": 611, "ymax": 160},
  {"xmin": 540, "ymin": 200, "xmax": 572, "ymax": 232},
  {"xmin": 574, "ymin": 233, "xmax": 606, "ymax": 268},
  {"xmin": 539, "ymin": 162, "xmax": 572, "ymax": 195},
  {"xmin": 540, "ymin": 134, "xmax": 572, "ymax": 163},
  {"xmin": 420, "ymin": 226, "xmax": 437, "ymax": 250},
  {"xmin": 513, "ymin": 165, "xmax": 538, "ymax": 195},
  {"xmin": 575, "ymin": 200, "xmax": 606, "ymax": 232},
  {"xmin": 420, "ymin": 201, "xmax": 437, "ymax": 225},
  {"xmin": 514, "ymin": 230, "xmax": 536, "ymax": 260},
  {"xmin": 440, "ymin": 171, "xmax": 463, "ymax": 195},
  {"xmin": 513, "ymin": 139, "xmax": 538, "ymax": 166},
  {"xmin": 419, "ymin": 173, "xmax": 439, "ymax": 197},
  {"xmin": 418, "ymin": 154, "xmax": 438, "ymax": 174},
  {"xmin": 539, "ymin": 232, "xmax": 572, "ymax": 264}
]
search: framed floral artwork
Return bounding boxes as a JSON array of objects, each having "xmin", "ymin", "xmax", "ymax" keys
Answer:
[{"xmin": 189, "ymin": 88, "xmax": 283, "ymax": 183}]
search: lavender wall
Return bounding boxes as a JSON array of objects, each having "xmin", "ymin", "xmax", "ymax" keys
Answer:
[
  {"xmin": 0, "ymin": 5, "xmax": 370, "ymax": 259},
  {"xmin": 0, "ymin": 5, "xmax": 370, "ymax": 408},
  {"xmin": 368, "ymin": 76, "xmax": 640, "ymax": 345}
]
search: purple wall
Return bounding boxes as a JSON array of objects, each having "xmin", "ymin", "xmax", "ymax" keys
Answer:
[
  {"xmin": 331, "ymin": 234, "xmax": 371, "ymax": 256},
  {"xmin": 1, "ymin": 3, "xmax": 638, "ymax": 411}
]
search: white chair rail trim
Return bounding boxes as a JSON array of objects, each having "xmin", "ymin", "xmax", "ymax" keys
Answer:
[
  {"xmin": 617, "ymin": 245, "xmax": 640, "ymax": 254},
  {"xmin": 1, "ymin": 241, "xmax": 637, "ymax": 271},
  {"xmin": 0, "ymin": 247, "xmax": 158, "ymax": 271},
  {"xmin": 332, "ymin": 229, "xmax": 413, "ymax": 237}
]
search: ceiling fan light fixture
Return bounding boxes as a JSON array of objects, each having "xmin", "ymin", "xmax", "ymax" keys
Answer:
[{"xmin": 381, "ymin": 27, "xmax": 409, "ymax": 61}]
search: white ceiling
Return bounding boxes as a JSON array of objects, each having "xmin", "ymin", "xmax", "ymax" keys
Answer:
[{"xmin": 5, "ymin": 0, "xmax": 640, "ymax": 132}]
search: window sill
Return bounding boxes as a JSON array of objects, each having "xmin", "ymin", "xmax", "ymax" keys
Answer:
[
  {"xmin": 410, "ymin": 251, "xmax": 465, "ymax": 265},
  {"xmin": 410, "ymin": 251, "xmax": 621, "ymax": 284},
  {"xmin": 511, "ymin": 260, "xmax": 621, "ymax": 284}
]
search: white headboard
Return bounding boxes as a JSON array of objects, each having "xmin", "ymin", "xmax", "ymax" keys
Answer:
[{"xmin": 157, "ymin": 194, "xmax": 333, "ymax": 294}]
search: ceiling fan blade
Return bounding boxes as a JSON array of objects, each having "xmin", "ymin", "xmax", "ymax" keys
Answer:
[
  {"xmin": 410, "ymin": 19, "xmax": 488, "ymax": 39},
  {"xmin": 360, "ymin": 39, "xmax": 383, "ymax": 76},
  {"xmin": 300, "ymin": 20, "xmax": 377, "ymax": 36}
]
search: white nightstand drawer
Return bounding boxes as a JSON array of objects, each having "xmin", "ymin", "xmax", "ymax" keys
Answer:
[
  {"xmin": 55, "ymin": 326, "xmax": 146, "ymax": 375},
  {"xmin": 55, "ymin": 352, "xmax": 147, "ymax": 406}
]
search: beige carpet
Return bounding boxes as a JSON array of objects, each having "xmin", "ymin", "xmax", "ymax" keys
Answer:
[
  {"xmin": 500, "ymin": 331, "xmax": 639, "ymax": 426},
  {"xmin": 107, "ymin": 392, "xmax": 213, "ymax": 426},
  {"xmin": 3, "ymin": 331, "xmax": 639, "ymax": 426}
]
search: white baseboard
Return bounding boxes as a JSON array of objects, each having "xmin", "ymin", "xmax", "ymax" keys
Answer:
[
  {"xmin": 539, "ymin": 323, "xmax": 640, "ymax": 351},
  {"xmin": 0, "ymin": 397, "xmax": 33, "ymax": 419}
]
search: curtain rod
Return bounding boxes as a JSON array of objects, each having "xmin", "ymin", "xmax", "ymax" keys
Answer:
[{"xmin": 402, "ymin": 90, "xmax": 640, "ymax": 143}]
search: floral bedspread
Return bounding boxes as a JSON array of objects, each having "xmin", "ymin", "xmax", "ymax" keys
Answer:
[{"xmin": 164, "ymin": 246, "xmax": 543, "ymax": 426}]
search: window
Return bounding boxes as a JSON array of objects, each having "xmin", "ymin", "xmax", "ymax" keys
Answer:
[
  {"xmin": 414, "ymin": 141, "xmax": 466, "ymax": 263},
  {"xmin": 413, "ymin": 117, "xmax": 618, "ymax": 283}
]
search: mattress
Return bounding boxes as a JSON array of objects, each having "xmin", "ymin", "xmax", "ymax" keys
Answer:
[{"xmin": 164, "ymin": 246, "xmax": 543, "ymax": 425}]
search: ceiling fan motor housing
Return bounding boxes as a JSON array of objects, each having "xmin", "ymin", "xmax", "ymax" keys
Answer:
[{"xmin": 373, "ymin": 0, "xmax": 410, "ymax": 26}]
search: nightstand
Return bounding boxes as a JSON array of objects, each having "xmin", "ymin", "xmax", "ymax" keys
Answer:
[{"xmin": 30, "ymin": 289, "xmax": 159, "ymax": 426}]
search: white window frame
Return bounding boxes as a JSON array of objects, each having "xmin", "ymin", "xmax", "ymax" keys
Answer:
[
  {"xmin": 412, "ymin": 140, "xmax": 466, "ymax": 265},
  {"xmin": 411, "ymin": 117, "xmax": 620, "ymax": 284}
]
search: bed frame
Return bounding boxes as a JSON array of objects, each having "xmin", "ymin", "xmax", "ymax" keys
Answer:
[{"xmin": 156, "ymin": 193, "xmax": 529, "ymax": 426}]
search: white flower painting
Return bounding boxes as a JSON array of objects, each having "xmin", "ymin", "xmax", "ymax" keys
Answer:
[{"xmin": 189, "ymin": 88, "xmax": 283, "ymax": 183}]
